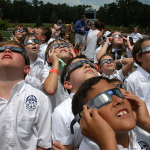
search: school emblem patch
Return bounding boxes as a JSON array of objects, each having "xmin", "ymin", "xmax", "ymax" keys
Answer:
[
  {"xmin": 138, "ymin": 141, "xmax": 150, "ymax": 150},
  {"xmin": 25, "ymin": 95, "xmax": 37, "ymax": 111}
]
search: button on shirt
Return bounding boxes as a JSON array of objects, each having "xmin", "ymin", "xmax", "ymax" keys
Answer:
[
  {"xmin": 25, "ymin": 56, "xmax": 46, "ymax": 90},
  {"xmin": 74, "ymin": 20, "xmax": 88, "ymax": 35},
  {"xmin": 0, "ymin": 80, "xmax": 52, "ymax": 150},
  {"xmin": 52, "ymin": 93, "xmax": 83, "ymax": 148},
  {"xmin": 38, "ymin": 43, "xmax": 48, "ymax": 60},
  {"xmin": 124, "ymin": 66, "xmax": 150, "ymax": 106}
]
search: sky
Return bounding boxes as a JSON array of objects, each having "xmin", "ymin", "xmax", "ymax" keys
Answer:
[{"xmin": 37, "ymin": 0, "xmax": 150, "ymax": 10}]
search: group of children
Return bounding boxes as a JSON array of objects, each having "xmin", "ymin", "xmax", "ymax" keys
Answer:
[{"xmin": 0, "ymin": 23, "xmax": 150, "ymax": 150}]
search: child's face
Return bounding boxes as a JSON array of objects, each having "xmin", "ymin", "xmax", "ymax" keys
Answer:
[
  {"xmin": 113, "ymin": 81, "xmax": 127, "ymax": 95},
  {"xmin": 69, "ymin": 58, "xmax": 98, "ymax": 88},
  {"xmin": 99, "ymin": 55, "xmax": 115, "ymax": 73},
  {"xmin": 111, "ymin": 32, "xmax": 123, "ymax": 46},
  {"xmin": 0, "ymin": 45, "xmax": 28, "ymax": 71},
  {"xmin": 140, "ymin": 40, "xmax": 150, "ymax": 73},
  {"xmin": 50, "ymin": 41, "xmax": 70, "ymax": 60},
  {"xmin": 35, "ymin": 28, "xmax": 44, "ymax": 43},
  {"xmin": 15, "ymin": 27, "xmax": 26, "ymax": 40},
  {"xmin": 64, "ymin": 33, "xmax": 69, "ymax": 39},
  {"xmin": 86, "ymin": 79, "xmax": 136, "ymax": 133},
  {"xmin": 24, "ymin": 36, "xmax": 39, "ymax": 56}
]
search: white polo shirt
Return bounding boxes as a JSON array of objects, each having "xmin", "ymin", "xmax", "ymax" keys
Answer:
[
  {"xmin": 128, "ymin": 33, "xmax": 143, "ymax": 44},
  {"xmin": 79, "ymin": 130, "xmax": 143, "ymax": 150},
  {"xmin": 25, "ymin": 56, "xmax": 47, "ymax": 90},
  {"xmin": 38, "ymin": 43, "xmax": 48, "ymax": 60},
  {"xmin": 101, "ymin": 69, "xmax": 125, "ymax": 83},
  {"xmin": 0, "ymin": 80, "xmax": 52, "ymax": 150},
  {"xmin": 124, "ymin": 66, "xmax": 150, "ymax": 106},
  {"xmin": 52, "ymin": 93, "xmax": 83, "ymax": 148},
  {"xmin": 42, "ymin": 66, "xmax": 69, "ymax": 112}
]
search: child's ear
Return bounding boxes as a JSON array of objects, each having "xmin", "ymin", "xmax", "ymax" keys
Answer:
[
  {"xmin": 98, "ymin": 65, "xmax": 102, "ymax": 74},
  {"xmin": 136, "ymin": 54, "xmax": 142, "ymax": 63},
  {"xmin": 64, "ymin": 81, "xmax": 73, "ymax": 90},
  {"xmin": 42, "ymin": 35, "xmax": 46, "ymax": 41},
  {"xmin": 47, "ymin": 57, "xmax": 51, "ymax": 64},
  {"xmin": 24, "ymin": 65, "xmax": 30, "ymax": 74}
]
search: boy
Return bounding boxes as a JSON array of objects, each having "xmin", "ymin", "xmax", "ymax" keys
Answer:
[
  {"xmin": 0, "ymin": 40, "xmax": 52, "ymax": 149},
  {"xmin": 35, "ymin": 26, "xmax": 51, "ymax": 60},
  {"xmin": 20, "ymin": 33, "xmax": 46, "ymax": 90},
  {"xmin": 60, "ymin": 30, "xmax": 70, "ymax": 42},
  {"xmin": 52, "ymin": 55, "xmax": 99, "ymax": 150},
  {"xmin": 124, "ymin": 37, "xmax": 150, "ymax": 106},
  {"xmin": 71, "ymin": 76, "xmax": 150, "ymax": 150},
  {"xmin": 12, "ymin": 24, "xmax": 28, "ymax": 41}
]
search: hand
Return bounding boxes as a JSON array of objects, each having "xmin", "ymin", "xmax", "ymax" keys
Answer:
[
  {"xmin": 69, "ymin": 47, "xmax": 76, "ymax": 58},
  {"xmin": 122, "ymin": 36, "xmax": 130, "ymax": 46},
  {"xmin": 106, "ymin": 37, "xmax": 114, "ymax": 43},
  {"xmin": 80, "ymin": 105, "xmax": 116, "ymax": 147},
  {"xmin": 52, "ymin": 142, "xmax": 69, "ymax": 150},
  {"xmin": 81, "ymin": 27, "xmax": 84, "ymax": 31},
  {"xmin": 48, "ymin": 46, "xmax": 59, "ymax": 64},
  {"xmin": 124, "ymin": 92, "xmax": 150, "ymax": 129},
  {"xmin": 12, "ymin": 34, "xmax": 19, "ymax": 42}
]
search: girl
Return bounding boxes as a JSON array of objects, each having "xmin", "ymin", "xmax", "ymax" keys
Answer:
[
  {"xmin": 74, "ymin": 43, "xmax": 83, "ymax": 56},
  {"xmin": 97, "ymin": 31, "xmax": 131, "ymax": 70}
]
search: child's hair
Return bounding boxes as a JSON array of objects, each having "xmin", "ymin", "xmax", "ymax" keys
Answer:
[
  {"xmin": 19, "ymin": 33, "xmax": 38, "ymax": 45},
  {"xmin": 45, "ymin": 39, "xmax": 66, "ymax": 64},
  {"xmin": 72, "ymin": 76, "xmax": 111, "ymax": 116},
  {"xmin": 98, "ymin": 53, "xmax": 113, "ymax": 67},
  {"xmin": 60, "ymin": 31, "xmax": 67, "ymax": 39},
  {"xmin": 61, "ymin": 55, "xmax": 87, "ymax": 93},
  {"xmin": 97, "ymin": 35, "xmax": 103, "ymax": 46},
  {"xmin": 37, "ymin": 26, "xmax": 52, "ymax": 43},
  {"xmin": 74, "ymin": 43, "xmax": 81, "ymax": 52},
  {"xmin": 54, "ymin": 19, "xmax": 59, "ymax": 24},
  {"xmin": 132, "ymin": 37, "xmax": 150, "ymax": 66},
  {"xmin": 111, "ymin": 78, "xmax": 123, "ymax": 84},
  {"xmin": 13, "ymin": 24, "xmax": 28, "ymax": 35},
  {"xmin": 0, "ymin": 40, "xmax": 30, "ymax": 66},
  {"xmin": 107, "ymin": 30, "xmax": 126, "ymax": 58}
]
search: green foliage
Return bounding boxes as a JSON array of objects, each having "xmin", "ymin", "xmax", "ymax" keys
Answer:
[
  {"xmin": 35, "ymin": 16, "xmax": 43, "ymax": 27},
  {"xmin": 0, "ymin": 19, "xmax": 10, "ymax": 30}
]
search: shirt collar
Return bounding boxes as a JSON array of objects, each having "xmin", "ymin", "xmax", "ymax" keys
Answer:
[
  {"xmin": 40, "ymin": 43, "xmax": 47, "ymax": 48},
  {"xmin": 70, "ymin": 93, "xmax": 75, "ymax": 99},
  {"xmin": 137, "ymin": 65, "xmax": 150, "ymax": 81},
  {"xmin": 117, "ymin": 130, "xmax": 139, "ymax": 150},
  {"xmin": 112, "ymin": 48, "xmax": 120, "ymax": 52}
]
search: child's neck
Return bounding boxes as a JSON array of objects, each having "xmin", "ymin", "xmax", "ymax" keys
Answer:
[
  {"xmin": 29, "ymin": 54, "xmax": 38, "ymax": 63},
  {"xmin": 0, "ymin": 71, "xmax": 24, "ymax": 100},
  {"xmin": 141, "ymin": 64, "xmax": 150, "ymax": 74},
  {"xmin": 39, "ymin": 40, "xmax": 45, "ymax": 45},
  {"xmin": 116, "ymin": 132, "xmax": 129, "ymax": 148},
  {"xmin": 112, "ymin": 44, "xmax": 121, "ymax": 49},
  {"xmin": 102, "ymin": 70, "xmax": 114, "ymax": 77}
]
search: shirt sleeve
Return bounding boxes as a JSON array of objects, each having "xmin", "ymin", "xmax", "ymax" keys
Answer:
[
  {"xmin": 36, "ymin": 95, "xmax": 52, "ymax": 148},
  {"xmin": 52, "ymin": 110, "xmax": 73, "ymax": 145},
  {"xmin": 124, "ymin": 79, "xmax": 134, "ymax": 93},
  {"xmin": 116, "ymin": 69, "xmax": 125, "ymax": 83},
  {"xmin": 74, "ymin": 20, "xmax": 86, "ymax": 34}
]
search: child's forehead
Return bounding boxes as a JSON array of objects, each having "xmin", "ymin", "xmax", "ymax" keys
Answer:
[
  {"xmin": 101, "ymin": 55, "xmax": 113, "ymax": 61},
  {"xmin": 71, "ymin": 58, "xmax": 86, "ymax": 65},
  {"xmin": 51, "ymin": 41, "xmax": 65, "ymax": 46},
  {"xmin": 112, "ymin": 32, "xmax": 121, "ymax": 36},
  {"xmin": 25, "ymin": 36, "xmax": 36, "ymax": 41},
  {"xmin": 141, "ymin": 40, "xmax": 150, "ymax": 48}
]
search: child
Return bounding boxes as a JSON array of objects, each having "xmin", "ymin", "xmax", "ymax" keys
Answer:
[
  {"xmin": 35, "ymin": 26, "xmax": 51, "ymax": 60},
  {"xmin": 97, "ymin": 31, "xmax": 131, "ymax": 70},
  {"xmin": 19, "ymin": 33, "xmax": 46, "ymax": 90},
  {"xmin": 12, "ymin": 24, "xmax": 28, "ymax": 42},
  {"xmin": 48, "ymin": 28, "xmax": 59, "ymax": 44},
  {"xmin": 124, "ymin": 37, "xmax": 150, "ymax": 107},
  {"xmin": 98, "ymin": 54, "xmax": 134, "ymax": 83},
  {"xmin": 71, "ymin": 76, "xmax": 149, "ymax": 150},
  {"xmin": 60, "ymin": 30, "xmax": 70, "ymax": 42},
  {"xmin": 0, "ymin": 40, "xmax": 52, "ymax": 149},
  {"xmin": 74, "ymin": 43, "xmax": 82, "ymax": 56},
  {"xmin": 52, "ymin": 55, "xmax": 99, "ymax": 150}
]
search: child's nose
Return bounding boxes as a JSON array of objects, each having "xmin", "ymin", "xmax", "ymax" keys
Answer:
[
  {"xmin": 112, "ymin": 95, "xmax": 124, "ymax": 107},
  {"xmin": 84, "ymin": 63, "xmax": 91, "ymax": 68},
  {"xmin": 4, "ymin": 48, "xmax": 12, "ymax": 53}
]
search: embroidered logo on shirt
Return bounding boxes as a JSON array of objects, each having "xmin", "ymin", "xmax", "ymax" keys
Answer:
[
  {"xmin": 38, "ymin": 62, "xmax": 44, "ymax": 69},
  {"xmin": 25, "ymin": 95, "xmax": 37, "ymax": 111},
  {"xmin": 138, "ymin": 141, "xmax": 150, "ymax": 150}
]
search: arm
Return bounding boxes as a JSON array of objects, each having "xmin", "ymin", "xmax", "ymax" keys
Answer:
[
  {"xmin": 124, "ymin": 92, "xmax": 150, "ymax": 133},
  {"xmin": 54, "ymin": 24, "xmax": 61, "ymax": 31},
  {"xmin": 53, "ymin": 142, "xmax": 75, "ymax": 150},
  {"xmin": 114, "ymin": 57, "xmax": 134, "ymax": 76},
  {"xmin": 43, "ymin": 47, "xmax": 59, "ymax": 95},
  {"xmin": 122, "ymin": 36, "xmax": 133, "ymax": 52},
  {"xmin": 96, "ymin": 37, "xmax": 114, "ymax": 61},
  {"xmin": 80, "ymin": 105, "xmax": 118, "ymax": 150},
  {"xmin": 37, "ymin": 146, "xmax": 48, "ymax": 150},
  {"xmin": 74, "ymin": 21, "xmax": 85, "ymax": 34}
]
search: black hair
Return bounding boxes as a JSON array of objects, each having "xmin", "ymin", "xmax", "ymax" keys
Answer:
[
  {"xmin": 111, "ymin": 78, "xmax": 123, "ymax": 84},
  {"xmin": 72, "ymin": 76, "xmax": 111, "ymax": 116}
]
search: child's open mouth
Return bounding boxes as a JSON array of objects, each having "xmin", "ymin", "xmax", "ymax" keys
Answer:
[
  {"xmin": 32, "ymin": 47, "xmax": 37, "ymax": 50},
  {"xmin": 3, "ymin": 54, "xmax": 12, "ymax": 59},
  {"xmin": 117, "ymin": 109, "xmax": 129, "ymax": 118}
]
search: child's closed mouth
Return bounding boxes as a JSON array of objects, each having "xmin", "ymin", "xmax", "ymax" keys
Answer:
[
  {"xmin": 117, "ymin": 109, "xmax": 129, "ymax": 118},
  {"xmin": 60, "ymin": 49, "xmax": 67, "ymax": 53},
  {"xmin": 84, "ymin": 69, "xmax": 94, "ymax": 73},
  {"xmin": 2, "ymin": 54, "xmax": 12, "ymax": 59}
]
